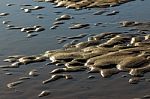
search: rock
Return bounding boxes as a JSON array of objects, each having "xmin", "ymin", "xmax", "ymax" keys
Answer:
[
  {"xmin": 128, "ymin": 77, "xmax": 141, "ymax": 84},
  {"xmin": 19, "ymin": 77, "xmax": 31, "ymax": 80},
  {"xmin": 29, "ymin": 69, "xmax": 39, "ymax": 76},
  {"xmin": 5, "ymin": 72, "xmax": 13, "ymax": 75},
  {"xmin": 42, "ymin": 74, "xmax": 72, "ymax": 84},
  {"xmin": 106, "ymin": 11, "xmax": 119, "ymax": 16},
  {"xmin": 38, "ymin": 90, "xmax": 50, "ymax": 97},
  {"xmin": 24, "ymin": 9, "xmax": 31, "ymax": 13},
  {"xmin": 0, "ymin": 13, "xmax": 9, "ymax": 16},
  {"xmin": 26, "ymin": 33, "xmax": 38, "ymax": 38},
  {"xmin": 93, "ymin": 10, "xmax": 107, "ymax": 15},
  {"xmin": 7, "ymin": 80, "xmax": 24, "ymax": 88},
  {"xmin": 55, "ymin": 14, "xmax": 72, "ymax": 21},
  {"xmin": 2, "ymin": 21, "xmax": 11, "ymax": 24},
  {"xmin": 88, "ymin": 75, "xmax": 95, "ymax": 79},
  {"xmin": 50, "ymin": 25, "xmax": 59, "ymax": 29},
  {"xmin": 69, "ymin": 23, "xmax": 90, "ymax": 29}
]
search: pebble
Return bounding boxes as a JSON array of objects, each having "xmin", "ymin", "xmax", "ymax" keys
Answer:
[
  {"xmin": 3, "ymin": 58, "xmax": 16, "ymax": 63},
  {"xmin": 93, "ymin": 10, "xmax": 107, "ymax": 15},
  {"xmin": 34, "ymin": 27, "xmax": 45, "ymax": 32},
  {"xmin": 7, "ymin": 80, "xmax": 24, "ymax": 88},
  {"xmin": 55, "ymin": 14, "xmax": 72, "ymax": 21},
  {"xmin": 29, "ymin": 69, "xmax": 39, "ymax": 76},
  {"xmin": 11, "ymin": 62, "xmax": 21, "ymax": 68},
  {"xmin": 106, "ymin": 11, "xmax": 119, "ymax": 16},
  {"xmin": 2, "ymin": 21, "xmax": 11, "ymax": 24},
  {"xmin": 24, "ymin": 9, "xmax": 31, "ymax": 13},
  {"xmin": 69, "ymin": 23, "xmax": 90, "ymax": 29},
  {"xmin": 129, "ymin": 77, "xmax": 141, "ymax": 84},
  {"xmin": 143, "ymin": 95, "xmax": 150, "ymax": 98},
  {"xmin": 33, "ymin": 6, "xmax": 44, "ymax": 10},
  {"xmin": 53, "ymin": 21, "xmax": 64, "ymax": 25},
  {"xmin": 26, "ymin": 33, "xmax": 38, "ymax": 38},
  {"xmin": 88, "ymin": 75, "xmax": 95, "ymax": 79},
  {"xmin": 5, "ymin": 72, "xmax": 13, "ymax": 75},
  {"xmin": 38, "ymin": 90, "xmax": 51, "ymax": 97},
  {"xmin": 50, "ymin": 25, "xmax": 59, "ymax": 29},
  {"xmin": 37, "ymin": 16, "xmax": 44, "ymax": 19},
  {"xmin": 43, "ymin": 74, "xmax": 72, "ymax": 84},
  {"xmin": 6, "ymin": 4, "xmax": 15, "ymax": 6},
  {"xmin": 7, "ymin": 25, "xmax": 15, "ymax": 28},
  {"xmin": 0, "ymin": 13, "xmax": 9, "ymax": 16},
  {"xmin": 19, "ymin": 77, "xmax": 31, "ymax": 80}
]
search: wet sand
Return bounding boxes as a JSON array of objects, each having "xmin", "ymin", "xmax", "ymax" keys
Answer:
[{"xmin": 0, "ymin": 0, "xmax": 150, "ymax": 99}]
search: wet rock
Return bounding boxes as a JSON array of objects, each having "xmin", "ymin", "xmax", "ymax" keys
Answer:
[
  {"xmin": 26, "ymin": 33, "xmax": 38, "ymax": 38},
  {"xmin": 7, "ymin": 80, "xmax": 24, "ymax": 88},
  {"xmin": 53, "ymin": 21, "xmax": 64, "ymax": 25},
  {"xmin": 6, "ymin": 4, "xmax": 15, "ymax": 6},
  {"xmin": 42, "ymin": 74, "xmax": 72, "ymax": 84},
  {"xmin": 29, "ymin": 69, "xmax": 39, "ymax": 76},
  {"xmin": 0, "ymin": 13, "xmax": 9, "ymax": 16},
  {"xmin": 5, "ymin": 72, "xmax": 13, "ymax": 75},
  {"xmin": 39, "ymin": 0, "xmax": 133, "ymax": 10},
  {"xmin": 2, "ymin": 21, "xmax": 11, "ymax": 24},
  {"xmin": 24, "ymin": 9, "xmax": 31, "ymax": 13},
  {"xmin": 100, "ymin": 68, "xmax": 119, "ymax": 78},
  {"xmin": 55, "ymin": 14, "xmax": 72, "ymax": 21},
  {"xmin": 106, "ymin": 11, "xmax": 119, "ymax": 16},
  {"xmin": 3, "ymin": 58, "xmax": 16, "ymax": 63},
  {"xmin": 34, "ymin": 27, "xmax": 45, "ymax": 32},
  {"xmin": 38, "ymin": 90, "xmax": 51, "ymax": 97},
  {"xmin": 120, "ymin": 21, "xmax": 141, "ymax": 27},
  {"xmin": 19, "ymin": 77, "xmax": 31, "ymax": 80},
  {"xmin": 88, "ymin": 75, "xmax": 95, "ymax": 79},
  {"xmin": 128, "ymin": 77, "xmax": 141, "ymax": 84},
  {"xmin": 37, "ymin": 16, "xmax": 44, "ymax": 19},
  {"xmin": 93, "ymin": 10, "xmax": 107, "ymax": 15},
  {"xmin": 143, "ymin": 95, "xmax": 150, "ymax": 98},
  {"xmin": 69, "ymin": 23, "xmax": 90, "ymax": 29},
  {"xmin": 32, "ymin": 6, "xmax": 45, "ymax": 10},
  {"xmin": 50, "ymin": 25, "xmax": 59, "ymax": 29}
]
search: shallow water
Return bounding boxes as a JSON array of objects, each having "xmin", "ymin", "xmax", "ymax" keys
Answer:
[{"xmin": 0, "ymin": 0, "xmax": 150, "ymax": 99}]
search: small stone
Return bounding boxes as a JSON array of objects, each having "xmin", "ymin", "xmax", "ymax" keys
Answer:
[
  {"xmin": 143, "ymin": 95, "xmax": 150, "ymax": 98},
  {"xmin": 69, "ymin": 23, "xmax": 90, "ymax": 29},
  {"xmin": 106, "ymin": 11, "xmax": 119, "ymax": 16},
  {"xmin": 2, "ymin": 21, "xmax": 10, "ymax": 24},
  {"xmin": 24, "ymin": 9, "xmax": 31, "ymax": 13},
  {"xmin": 50, "ymin": 25, "xmax": 59, "ymax": 29},
  {"xmin": 56, "ymin": 14, "xmax": 72, "ymax": 21},
  {"xmin": 33, "ymin": 6, "xmax": 44, "ymax": 10},
  {"xmin": 129, "ymin": 77, "xmax": 141, "ymax": 84},
  {"xmin": 7, "ymin": 80, "xmax": 24, "ymax": 88},
  {"xmin": 38, "ymin": 90, "xmax": 50, "ymax": 97},
  {"xmin": 37, "ymin": 16, "xmax": 44, "ymax": 19},
  {"xmin": 93, "ymin": 10, "xmax": 107, "ymax": 15},
  {"xmin": 121, "ymin": 74, "xmax": 127, "ymax": 78},
  {"xmin": 6, "ymin": 4, "xmax": 15, "ymax": 6},
  {"xmin": 53, "ymin": 21, "xmax": 64, "ymax": 25},
  {"xmin": 35, "ymin": 27, "xmax": 45, "ymax": 32},
  {"xmin": 26, "ymin": 33, "xmax": 38, "ymax": 38},
  {"xmin": 0, "ymin": 13, "xmax": 9, "ymax": 16},
  {"xmin": 29, "ymin": 69, "xmax": 39, "ymax": 76},
  {"xmin": 88, "ymin": 75, "xmax": 95, "ymax": 79},
  {"xmin": 19, "ymin": 77, "xmax": 31, "ymax": 80},
  {"xmin": 5, "ymin": 72, "xmax": 13, "ymax": 75}
]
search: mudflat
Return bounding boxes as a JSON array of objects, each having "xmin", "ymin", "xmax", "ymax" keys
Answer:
[{"xmin": 0, "ymin": 0, "xmax": 150, "ymax": 99}]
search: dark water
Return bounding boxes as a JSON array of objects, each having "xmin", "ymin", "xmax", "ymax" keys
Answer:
[{"xmin": 0, "ymin": 0, "xmax": 150, "ymax": 99}]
